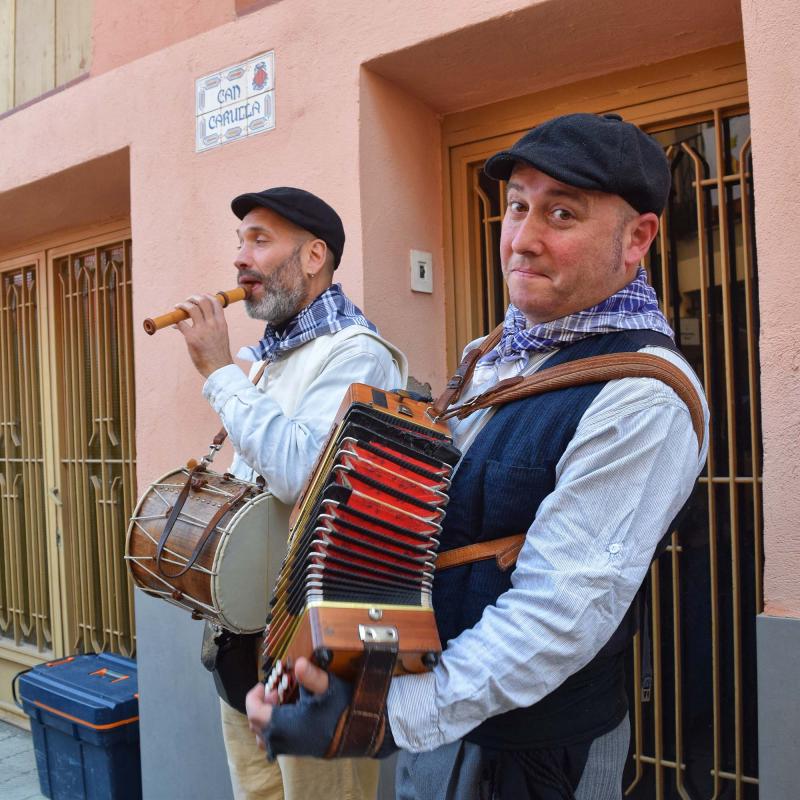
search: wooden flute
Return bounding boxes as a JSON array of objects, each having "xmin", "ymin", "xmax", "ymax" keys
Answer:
[{"xmin": 142, "ymin": 286, "xmax": 250, "ymax": 335}]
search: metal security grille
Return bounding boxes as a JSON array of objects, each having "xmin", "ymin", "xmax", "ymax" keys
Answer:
[
  {"xmin": 0, "ymin": 263, "xmax": 51, "ymax": 651},
  {"xmin": 630, "ymin": 111, "xmax": 760, "ymax": 800},
  {"xmin": 53, "ymin": 239, "xmax": 136, "ymax": 657},
  {"xmin": 465, "ymin": 109, "xmax": 761, "ymax": 798}
]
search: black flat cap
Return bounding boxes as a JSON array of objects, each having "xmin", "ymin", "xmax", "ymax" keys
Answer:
[
  {"xmin": 231, "ymin": 186, "xmax": 345, "ymax": 268},
  {"xmin": 484, "ymin": 113, "xmax": 670, "ymax": 216}
]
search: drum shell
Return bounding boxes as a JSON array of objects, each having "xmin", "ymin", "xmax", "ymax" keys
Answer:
[{"xmin": 125, "ymin": 469, "xmax": 290, "ymax": 633}]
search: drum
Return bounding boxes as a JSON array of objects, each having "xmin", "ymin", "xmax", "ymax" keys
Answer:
[{"xmin": 125, "ymin": 467, "xmax": 290, "ymax": 633}]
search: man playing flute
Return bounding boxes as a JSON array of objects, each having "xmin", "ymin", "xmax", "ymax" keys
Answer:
[{"xmin": 175, "ymin": 186, "xmax": 406, "ymax": 800}]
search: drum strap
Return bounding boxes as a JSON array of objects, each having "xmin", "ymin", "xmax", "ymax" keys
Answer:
[
  {"xmin": 155, "ymin": 476, "xmax": 250, "ymax": 579},
  {"xmin": 205, "ymin": 361, "xmax": 269, "ymax": 463},
  {"xmin": 154, "ymin": 361, "xmax": 269, "ymax": 580}
]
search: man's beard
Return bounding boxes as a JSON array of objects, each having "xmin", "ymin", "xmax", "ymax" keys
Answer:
[{"xmin": 243, "ymin": 247, "xmax": 307, "ymax": 325}]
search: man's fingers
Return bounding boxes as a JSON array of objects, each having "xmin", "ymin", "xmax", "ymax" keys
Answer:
[
  {"xmin": 264, "ymin": 687, "xmax": 279, "ymax": 705},
  {"xmin": 192, "ymin": 293, "xmax": 223, "ymax": 319},
  {"xmin": 174, "ymin": 300, "xmax": 202, "ymax": 325},
  {"xmin": 245, "ymin": 682, "xmax": 273, "ymax": 732},
  {"xmin": 245, "ymin": 681, "xmax": 267, "ymax": 711},
  {"xmin": 204, "ymin": 293, "xmax": 226, "ymax": 322},
  {"xmin": 175, "ymin": 295, "xmax": 217, "ymax": 323},
  {"xmin": 294, "ymin": 657, "xmax": 330, "ymax": 694}
]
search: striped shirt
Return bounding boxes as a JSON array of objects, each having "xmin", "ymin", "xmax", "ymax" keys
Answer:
[{"xmin": 386, "ymin": 341, "xmax": 709, "ymax": 752}]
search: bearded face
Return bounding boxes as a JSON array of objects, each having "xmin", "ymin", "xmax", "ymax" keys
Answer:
[{"xmin": 242, "ymin": 244, "xmax": 308, "ymax": 325}]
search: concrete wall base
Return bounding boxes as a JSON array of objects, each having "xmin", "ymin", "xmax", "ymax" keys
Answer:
[
  {"xmin": 135, "ymin": 591, "xmax": 233, "ymax": 800},
  {"xmin": 757, "ymin": 614, "xmax": 800, "ymax": 799}
]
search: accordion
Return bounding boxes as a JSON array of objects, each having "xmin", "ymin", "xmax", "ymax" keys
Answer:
[{"xmin": 263, "ymin": 384, "xmax": 460, "ymax": 702}]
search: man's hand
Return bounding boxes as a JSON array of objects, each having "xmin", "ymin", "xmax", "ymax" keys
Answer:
[
  {"xmin": 246, "ymin": 657, "xmax": 330, "ymax": 751},
  {"xmin": 174, "ymin": 294, "xmax": 234, "ymax": 378},
  {"xmin": 245, "ymin": 682, "xmax": 274, "ymax": 752}
]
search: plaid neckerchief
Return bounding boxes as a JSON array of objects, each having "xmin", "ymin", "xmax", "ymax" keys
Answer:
[
  {"xmin": 479, "ymin": 267, "xmax": 674, "ymax": 366},
  {"xmin": 240, "ymin": 283, "xmax": 378, "ymax": 362}
]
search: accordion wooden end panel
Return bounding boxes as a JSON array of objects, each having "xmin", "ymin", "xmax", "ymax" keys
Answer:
[
  {"xmin": 284, "ymin": 604, "xmax": 442, "ymax": 681},
  {"xmin": 264, "ymin": 385, "xmax": 461, "ymax": 703}
]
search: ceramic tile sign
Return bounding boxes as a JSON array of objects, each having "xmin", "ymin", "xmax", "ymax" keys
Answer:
[{"xmin": 195, "ymin": 51, "xmax": 275, "ymax": 152}]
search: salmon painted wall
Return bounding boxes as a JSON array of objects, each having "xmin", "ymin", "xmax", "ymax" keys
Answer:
[
  {"xmin": 91, "ymin": 0, "xmax": 235, "ymax": 75},
  {"xmin": 359, "ymin": 70, "xmax": 445, "ymax": 390},
  {"xmin": 0, "ymin": 0, "xmax": 747, "ymax": 512},
  {"xmin": 741, "ymin": 0, "xmax": 800, "ymax": 618}
]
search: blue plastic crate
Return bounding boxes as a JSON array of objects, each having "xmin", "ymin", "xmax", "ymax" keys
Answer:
[{"xmin": 17, "ymin": 653, "xmax": 141, "ymax": 800}]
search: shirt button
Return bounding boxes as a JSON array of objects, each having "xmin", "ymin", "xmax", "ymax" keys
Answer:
[{"xmin": 608, "ymin": 543, "xmax": 621, "ymax": 554}]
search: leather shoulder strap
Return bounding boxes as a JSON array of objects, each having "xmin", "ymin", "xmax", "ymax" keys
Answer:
[
  {"xmin": 437, "ymin": 352, "xmax": 705, "ymax": 452},
  {"xmin": 208, "ymin": 361, "xmax": 268, "ymax": 452},
  {"xmin": 430, "ymin": 324, "xmax": 504, "ymax": 417}
]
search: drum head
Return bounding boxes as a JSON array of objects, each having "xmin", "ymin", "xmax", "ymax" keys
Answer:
[{"xmin": 212, "ymin": 493, "xmax": 291, "ymax": 633}]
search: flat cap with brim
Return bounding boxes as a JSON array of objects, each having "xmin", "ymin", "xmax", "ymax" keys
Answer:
[
  {"xmin": 484, "ymin": 113, "xmax": 670, "ymax": 216},
  {"xmin": 231, "ymin": 186, "xmax": 345, "ymax": 268}
]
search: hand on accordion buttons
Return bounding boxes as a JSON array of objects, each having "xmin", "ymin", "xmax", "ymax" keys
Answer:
[
  {"xmin": 245, "ymin": 657, "xmax": 397, "ymax": 760},
  {"xmin": 246, "ymin": 657, "xmax": 344, "ymax": 759}
]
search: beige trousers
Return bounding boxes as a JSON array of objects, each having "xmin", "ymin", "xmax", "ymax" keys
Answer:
[{"xmin": 220, "ymin": 699, "xmax": 380, "ymax": 800}]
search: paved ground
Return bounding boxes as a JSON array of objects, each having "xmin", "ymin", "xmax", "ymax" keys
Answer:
[{"xmin": 0, "ymin": 719, "xmax": 46, "ymax": 800}]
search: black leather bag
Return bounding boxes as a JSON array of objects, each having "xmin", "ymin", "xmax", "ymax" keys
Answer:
[{"xmin": 201, "ymin": 622, "xmax": 261, "ymax": 714}]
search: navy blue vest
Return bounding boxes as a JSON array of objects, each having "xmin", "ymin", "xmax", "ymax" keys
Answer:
[{"xmin": 434, "ymin": 330, "xmax": 679, "ymax": 750}]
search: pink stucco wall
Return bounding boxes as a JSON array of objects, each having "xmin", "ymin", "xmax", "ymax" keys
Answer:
[
  {"xmin": 741, "ymin": 0, "xmax": 800, "ymax": 618},
  {"xmin": 359, "ymin": 70, "xmax": 445, "ymax": 388},
  {"xmin": 0, "ymin": 0, "xmax": 766, "ymax": 547},
  {"xmin": 91, "ymin": 0, "xmax": 235, "ymax": 75}
]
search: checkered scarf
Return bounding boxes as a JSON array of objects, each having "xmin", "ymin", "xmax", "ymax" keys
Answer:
[
  {"xmin": 241, "ymin": 283, "xmax": 377, "ymax": 362},
  {"xmin": 479, "ymin": 267, "xmax": 674, "ymax": 366}
]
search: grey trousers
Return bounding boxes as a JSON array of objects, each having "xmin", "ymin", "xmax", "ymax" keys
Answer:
[{"xmin": 395, "ymin": 714, "xmax": 630, "ymax": 800}]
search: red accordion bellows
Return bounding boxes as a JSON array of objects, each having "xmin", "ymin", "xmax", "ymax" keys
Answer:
[{"xmin": 263, "ymin": 385, "xmax": 460, "ymax": 703}]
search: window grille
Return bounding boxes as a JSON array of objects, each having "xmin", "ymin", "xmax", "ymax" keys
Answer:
[
  {"xmin": 0, "ymin": 232, "xmax": 136, "ymax": 671},
  {"xmin": 54, "ymin": 239, "xmax": 136, "ymax": 657},
  {"xmin": 0, "ymin": 263, "xmax": 51, "ymax": 651}
]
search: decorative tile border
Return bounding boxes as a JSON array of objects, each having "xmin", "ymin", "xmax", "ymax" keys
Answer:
[{"xmin": 195, "ymin": 51, "xmax": 275, "ymax": 152}]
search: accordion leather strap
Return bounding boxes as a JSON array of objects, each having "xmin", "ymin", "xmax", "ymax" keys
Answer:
[
  {"xmin": 326, "ymin": 640, "xmax": 398, "ymax": 758},
  {"xmin": 433, "ymin": 353, "xmax": 707, "ymax": 575},
  {"xmin": 430, "ymin": 324, "xmax": 504, "ymax": 417},
  {"xmin": 436, "ymin": 533, "xmax": 526, "ymax": 572},
  {"xmin": 438, "ymin": 353, "xmax": 704, "ymax": 451}
]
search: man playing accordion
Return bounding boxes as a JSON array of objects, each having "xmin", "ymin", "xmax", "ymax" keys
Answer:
[{"xmin": 245, "ymin": 114, "xmax": 710, "ymax": 800}]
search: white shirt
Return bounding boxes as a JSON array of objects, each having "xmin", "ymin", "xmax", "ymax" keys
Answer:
[
  {"xmin": 387, "ymin": 343, "xmax": 709, "ymax": 752},
  {"xmin": 202, "ymin": 327, "xmax": 407, "ymax": 505}
]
